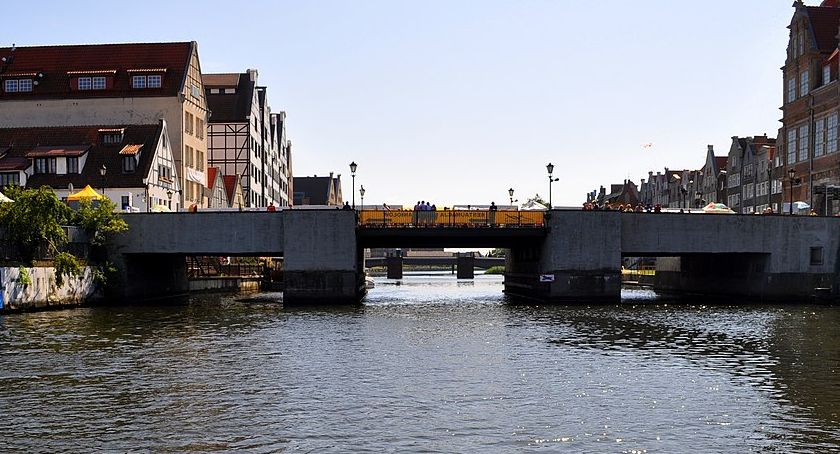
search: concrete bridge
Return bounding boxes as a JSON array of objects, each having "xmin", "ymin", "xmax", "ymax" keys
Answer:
[{"xmin": 108, "ymin": 209, "xmax": 840, "ymax": 304}]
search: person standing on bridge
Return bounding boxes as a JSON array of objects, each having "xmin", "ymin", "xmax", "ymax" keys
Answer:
[{"xmin": 489, "ymin": 201, "xmax": 498, "ymax": 226}]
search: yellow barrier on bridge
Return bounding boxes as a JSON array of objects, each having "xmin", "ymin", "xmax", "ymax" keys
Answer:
[{"xmin": 358, "ymin": 209, "xmax": 545, "ymax": 227}]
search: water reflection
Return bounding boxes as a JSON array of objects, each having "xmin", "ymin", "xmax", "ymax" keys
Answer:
[{"xmin": 0, "ymin": 275, "xmax": 837, "ymax": 452}]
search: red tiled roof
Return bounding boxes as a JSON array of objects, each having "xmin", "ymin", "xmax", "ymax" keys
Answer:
[
  {"xmin": 715, "ymin": 156, "xmax": 728, "ymax": 170},
  {"xmin": 222, "ymin": 175, "xmax": 239, "ymax": 203},
  {"xmin": 207, "ymin": 167, "xmax": 219, "ymax": 189},
  {"xmin": 806, "ymin": 6, "xmax": 840, "ymax": 52},
  {"xmin": 0, "ymin": 157, "xmax": 29, "ymax": 171},
  {"xmin": 118, "ymin": 144, "xmax": 143, "ymax": 155},
  {"xmin": 0, "ymin": 124, "xmax": 162, "ymax": 188},
  {"xmin": 202, "ymin": 73, "xmax": 241, "ymax": 87},
  {"xmin": 0, "ymin": 42, "xmax": 193, "ymax": 100}
]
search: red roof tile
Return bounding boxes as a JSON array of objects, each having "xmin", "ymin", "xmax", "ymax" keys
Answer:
[
  {"xmin": 222, "ymin": 175, "xmax": 239, "ymax": 203},
  {"xmin": 26, "ymin": 145, "xmax": 90, "ymax": 158},
  {"xmin": 0, "ymin": 42, "xmax": 193, "ymax": 100},
  {"xmin": 0, "ymin": 124, "xmax": 163, "ymax": 188},
  {"xmin": 207, "ymin": 167, "xmax": 219, "ymax": 189}
]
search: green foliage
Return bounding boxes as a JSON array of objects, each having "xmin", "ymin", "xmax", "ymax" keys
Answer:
[
  {"xmin": 17, "ymin": 266, "xmax": 31, "ymax": 286},
  {"xmin": 54, "ymin": 252, "xmax": 83, "ymax": 287},
  {"xmin": 487, "ymin": 248, "xmax": 507, "ymax": 258},
  {"xmin": 70, "ymin": 198, "xmax": 128, "ymax": 247},
  {"xmin": 0, "ymin": 186, "xmax": 71, "ymax": 260},
  {"xmin": 483, "ymin": 266, "xmax": 505, "ymax": 275}
]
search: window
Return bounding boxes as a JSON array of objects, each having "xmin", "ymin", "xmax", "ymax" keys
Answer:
[
  {"xmin": 92, "ymin": 77, "xmax": 106, "ymax": 89},
  {"xmin": 121, "ymin": 195, "xmax": 130, "ymax": 210},
  {"xmin": 816, "ymin": 118, "xmax": 825, "ymax": 157},
  {"xmin": 801, "ymin": 70, "xmax": 810, "ymax": 96},
  {"xmin": 811, "ymin": 247, "xmax": 824, "ymax": 266},
  {"xmin": 196, "ymin": 118, "xmax": 204, "ymax": 139},
  {"xmin": 3, "ymin": 79, "xmax": 17, "ymax": 92},
  {"xmin": 191, "ymin": 83, "xmax": 201, "ymax": 99},
  {"xmin": 799, "ymin": 125, "xmax": 809, "ymax": 162},
  {"xmin": 787, "ymin": 77, "xmax": 796, "ymax": 103},
  {"xmin": 33, "ymin": 157, "xmax": 56, "ymax": 174},
  {"xmin": 799, "ymin": 31, "xmax": 805, "ymax": 56},
  {"xmin": 185, "ymin": 112, "xmax": 194, "ymax": 135},
  {"xmin": 0, "ymin": 172, "xmax": 19, "ymax": 186},
  {"xmin": 132, "ymin": 75, "xmax": 146, "ymax": 88},
  {"xmin": 185, "ymin": 145, "xmax": 193, "ymax": 167},
  {"xmin": 103, "ymin": 133, "xmax": 122, "ymax": 144},
  {"xmin": 66, "ymin": 157, "xmax": 79, "ymax": 174},
  {"xmin": 787, "ymin": 129, "xmax": 797, "ymax": 165},
  {"xmin": 148, "ymin": 75, "xmax": 161, "ymax": 88},
  {"xmin": 3, "ymin": 79, "xmax": 33, "ymax": 93},
  {"xmin": 78, "ymin": 77, "xmax": 92, "ymax": 90},
  {"xmin": 824, "ymin": 65, "xmax": 832, "ymax": 85},
  {"xmin": 829, "ymin": 113, "xmax": 838, "ymax": 154},
  {"xmin": 122, "ymin": 156, "xmax": 136, "ymax": 173}
]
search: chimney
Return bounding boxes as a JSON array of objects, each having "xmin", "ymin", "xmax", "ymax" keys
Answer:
[
  {"xmin": 707, "ymin": 144, "xmax": 714, "ymax": 153},
  {"xmin": 247, "ymin": 68, "xmax": 258, "ymax": 82}
]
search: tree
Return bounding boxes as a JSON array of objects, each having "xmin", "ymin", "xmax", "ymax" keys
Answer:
[
  {"xmin": 0, "ymin": 186, "xmax": 71, "ymax": 261},
  {"xmin": 0, "ymin": 186, "xmax": 129, "ymax": 287}
]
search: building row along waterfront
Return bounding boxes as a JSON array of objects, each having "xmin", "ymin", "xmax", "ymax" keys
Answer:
[
  {"xmin": 0, "ymin": 41, "xmax": 293, "ymax": 210},
  {"xmin": 593, "ymin": 1, "xmax": 840, "ymax": 215}
]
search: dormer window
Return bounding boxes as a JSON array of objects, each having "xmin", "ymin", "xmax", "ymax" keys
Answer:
[
  {"xmin": 99, "ymin": 128, "xmax": 125, "ymax": 145},
  {"xmin": 103, "ymin": 133, "xmax": 122, "ymax": 144},
  {"xmin": 79, "ymin": 76, "xmax": 106, "ymax": 90},
  {"xmin": 131, "ymin": 74, "xmax": 162, "ymax": 89},
  {"xmin": 4, "ymin": 79, "xmax": 33, "ymax": 93},
  {"xmin": 122, "ymin": 156, "xmax": 136, "ymax": 173},
  {"xmin": 824, "ymin": 65, "xmax": 832, "ymax": 85}
]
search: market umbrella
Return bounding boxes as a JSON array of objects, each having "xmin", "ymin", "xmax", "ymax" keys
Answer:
[
  {"xmin": 702, "ymin": 202, "xmax": 735, "ymax": 214},
  {"xmin": 67, "ymin": 185, "xmax": 104, "ymax": 201},
  {"xmin": 150, "ymin": 204, "xmax": 172, "ymax": 213},
  {"xmin": 0, "ymin": 191, "xmax": 13, "ymax": 203}
]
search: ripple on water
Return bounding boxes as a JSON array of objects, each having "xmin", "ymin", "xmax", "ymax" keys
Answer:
[{"xmin": 0, "ymin": 277, "xmax": 839, "ymax": 452}]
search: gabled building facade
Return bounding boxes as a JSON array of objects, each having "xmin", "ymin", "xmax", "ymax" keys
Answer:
[
  {"xmin": 0, "ymin": 120, "xmax": 180, "ymax": 211},
  {"xmin": 700, "ymin": 145, "xmax": 728, "ymax": 205},
  {"xmin": 0, "ymin": 42, "xmax": 209, "ymax": 208},
  {"xmin": 204, "ymin": 70, "xmax": 293, "ymax": 208},
  {"xmin": 293, "ymin": 173, "xmax": 343, "ymax": 206},
  {"xmin": 782, "ymin": 1, "xmax": 840, "ymax": 214}
]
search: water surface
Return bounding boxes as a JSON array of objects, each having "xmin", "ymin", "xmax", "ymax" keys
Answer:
[{"xmin": 0, "ymin": 273, "xmax": 838, "ymax": 452}]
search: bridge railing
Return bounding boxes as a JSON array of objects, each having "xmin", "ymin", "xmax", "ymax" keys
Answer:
[{"xmin": 358, "ymin": 210, "xmax": 544, "ymax": 227}]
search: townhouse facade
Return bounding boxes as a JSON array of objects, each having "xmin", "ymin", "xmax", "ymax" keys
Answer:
[
  {"xmin": 293, "ymin": 173, "xmax": 343, "ymax": 206},
  {"xmin": 782, "ymin": 1, "xmax": 840, "ymax": 215},
  {"xmin": 0, "ymin": 42, "xmax": 209, "ymax": 208},
  {"xmin": 204, "ymin": 70, "xmax": 293, "ymax": 208}
]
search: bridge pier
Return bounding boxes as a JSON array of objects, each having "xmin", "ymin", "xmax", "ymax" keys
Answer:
[
  {"xmin": 505, "ymin": 211, "xmax": 621, "ymax": 303},
  {"xmin": 386, "ymin": 254, "xmax": 403, "ymax": 279},
  {"xmin": 283, "ymin": 210, "xmax": 365, "ymax": 305},
  {"xmin": 456, "ymin": 252, "xmax": 475, "ymax": 279}
]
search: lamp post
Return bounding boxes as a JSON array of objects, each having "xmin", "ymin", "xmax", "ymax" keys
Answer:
[
  {"xmin": 167, "ymin": 189, "xmax": 173, "ymax": 210},
  {"xmin": 99, "ymin": 164, "xmax": 107, "ymax": 198},
  {"xmin": 349, "ymin": 161, "xmax": 357, "ymax": 209},
  {"xmin": 788, "ymin": 168, "xmax": 796, "ymax": 215},
  {"xmin": 359, "ymin": 185, "xmax": 365, "ymax": 209},
  {"xmin": 546, "ymin": 163, "xmax": 558, "ymax": 208},
  {"xmin": 508, "ymin": 188, "xmax": 515, "ymax": 206},
  {"xmin": 695, "ymin": 191, "xmax": 702, "ymax": 209}
]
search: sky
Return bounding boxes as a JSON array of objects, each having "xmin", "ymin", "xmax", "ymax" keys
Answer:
[{"xmin": 5, "ymin": 0, "xmax": 796, "ymax": 207}]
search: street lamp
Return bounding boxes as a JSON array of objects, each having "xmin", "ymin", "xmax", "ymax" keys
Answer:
[
  {"xmin": 167, "ymin": 189, "xmax": 173, "ymax": 210},
  {"xmin": 508, "ymin": 187, "xmax": 515, "ymax": 206},
  {"xmin": 788, "ymin": 168, "xmax": 796, "ymax": 215},
  {"xmin": 99, "ymin": 164, "xmax": 107, "ymax": 198},
  {"xmin": 359, "ymin": 185, "xmax": 365, "ymax": 209},
  {"xmin": 349, "ymin": 161, "xmax": 357, "ymax": 209},
  {"xmin": 547, "ymin": 163, "xmax": 559, "ymax": 208}
]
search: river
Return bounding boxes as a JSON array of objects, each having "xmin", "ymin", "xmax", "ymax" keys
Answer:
[{"xmin": 0, "ymin": 273, "xmax": 839, "ymax": 452}]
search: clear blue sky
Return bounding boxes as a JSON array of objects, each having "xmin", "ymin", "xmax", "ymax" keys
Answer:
[{"xmin": 6, "ymin": 0, "xmax": 794, "ymax": 207}]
